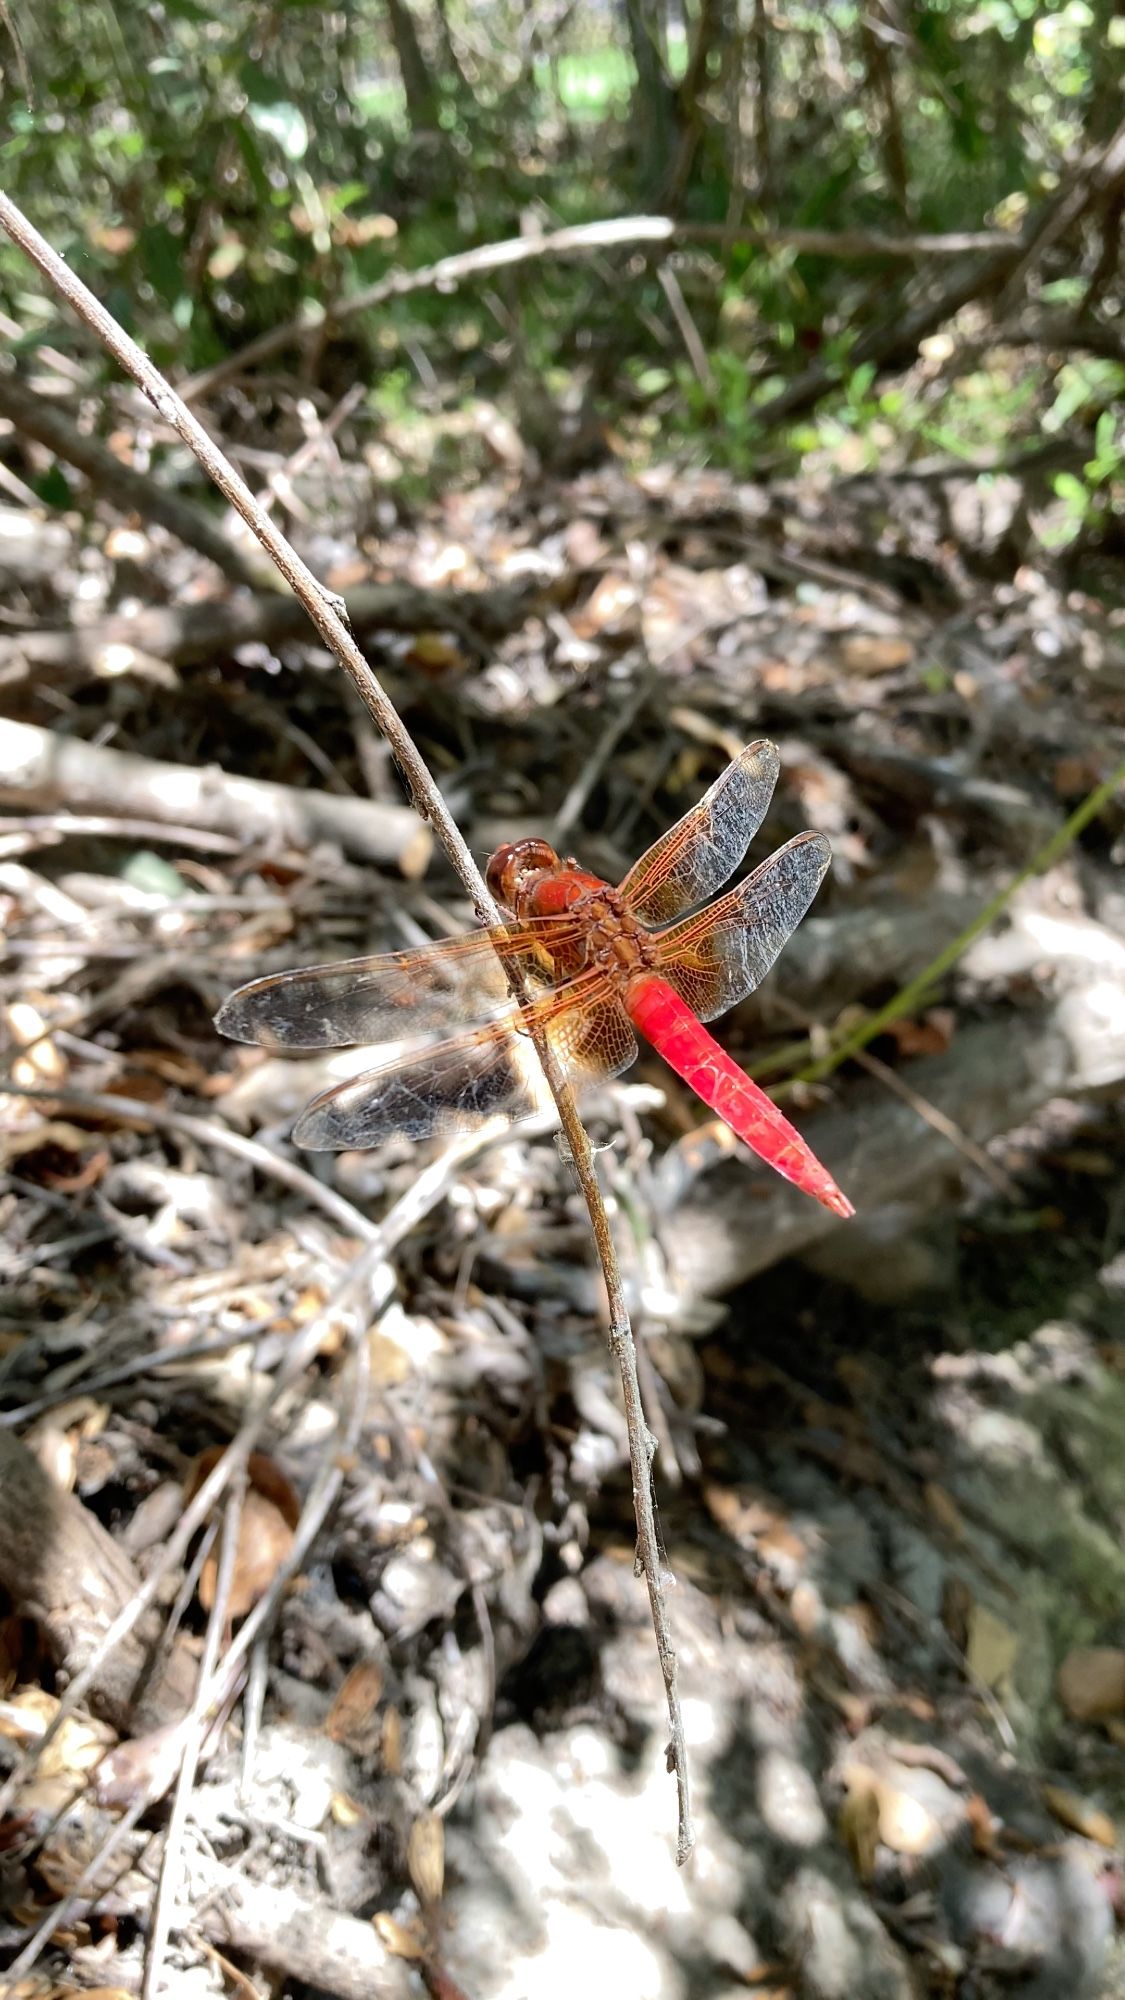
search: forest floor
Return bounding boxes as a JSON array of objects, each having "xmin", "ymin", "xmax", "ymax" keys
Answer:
[{"xmin": 1, "ymin": 413, "xmax": 1124, "ymax": 1999}]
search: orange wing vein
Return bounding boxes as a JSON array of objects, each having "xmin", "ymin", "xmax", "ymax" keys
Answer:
[
  {"xmin": 215, "ymin": 914, "xmax": 589, "ymax": 1050},
  {"xmin": 292, "ymin": 973, "xmax": 637, "ymax": 1148},
  {"xmin": 650, "ymin": 831, "xmax": 831, "ymax": 1020},
  {"xmin": 618, "ymin": 741, "xmax": 780, "ymax": 926}
]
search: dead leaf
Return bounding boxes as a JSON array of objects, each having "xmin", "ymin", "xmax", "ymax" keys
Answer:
[
  {"xmin": 406, "ymin": 632, "xmax": 466, "ymax": 675},
  {"xmin": 840, "ymin": 634, "xmax": 914, "ymax": 676},
  {"xmin": 407, "ymin": 1810, "xmax": 445, "ymax": 1904},
  {"xmin": 1041, "ymin": 1783, "xmax": 1117, "ymax": 1847},
  {"xmin": 574, "ymin": 571, "xmax": 639, "ymax": 638},
  {"xmin": 188, "ymin": 1451, "xmax": 301, "ymax": 1618},
  {"xmin": 373, "ymin": 1912, "xmax": 425, "ymax": 1960},
  {"xmin": 382, "ymin": 1706, "xmax": 403, "ymax": 1774},
  {"xmin": 839, "ymin": 1768, "xmax": 881, "ymax": 1880},
  {"xmin": 326, "ymin": 1660, "xmax": 384, "ymax": 1745},
  {"xmin": 966, "ymin": 1791, "xmax": 1002, "ymax": 1858},
  {"xmin": 0, "ymin": 1120, "xmax": 102, "ymax": 1173},
  {"xmin": 201, "ymin": 1489, "xmax": 295, "ymax": 1618},
  {"xmin": 330, "ymin": 1790, "xmax": 367, "ymax": 1827},
  {"xmin": 1057, "ymin": 1646, "xmax": 1125, "ymax": 1722},
  {"xmin": 885, "ymin": 1009, "xmax": 956, "ymax": 1058},
  {"xmin": 4, "ymin": 1001, "xmax": 66, "ymax": 1089},
  {"xmin": 875, "ymin": 1779, "xmax": 938, "ymax": 1856},
  {"xmin": 965, "ymin": 1603, "xmax": 1019, "ymax": 1691}
]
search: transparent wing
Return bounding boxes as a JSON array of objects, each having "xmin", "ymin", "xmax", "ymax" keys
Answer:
[
  {"xmin": 651, "ymin": 831, "xmax": 831, "ymax": 1021},
  {"xmin": 618, "ymin": 741, "xmax": 780, "ymax": 925},
  {"xmin": 292, "ymin": 978, "xmax": 638, "ymax": 1149},
  {"xmin": 216, "ymin": 916, "xmax": 587, "ymax": 1050}
]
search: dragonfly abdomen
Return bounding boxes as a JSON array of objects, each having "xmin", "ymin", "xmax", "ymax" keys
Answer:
[{"xmin": 624, "ymin": 974, "xmax": 853, "ymax": 1219}]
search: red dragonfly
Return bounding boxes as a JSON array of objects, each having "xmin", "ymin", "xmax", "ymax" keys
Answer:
[{"xmin": 217, "ymin": 742, "xmax": 853, "ymax": 1218}]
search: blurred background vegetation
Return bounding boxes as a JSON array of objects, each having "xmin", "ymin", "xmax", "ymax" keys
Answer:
[{"xmin": 2, "ymin": 0, "xmax": 1122, "ymax": 552}]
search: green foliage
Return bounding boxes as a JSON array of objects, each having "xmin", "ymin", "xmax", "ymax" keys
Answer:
[{"xmin": 0, "ymin": 0, "xmax": 1116, "ymax": 506}]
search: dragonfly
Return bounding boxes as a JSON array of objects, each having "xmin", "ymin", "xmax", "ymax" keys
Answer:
[{"xmin": 217, "ymin": 742, "xmax": 853, "ymax": 1218}]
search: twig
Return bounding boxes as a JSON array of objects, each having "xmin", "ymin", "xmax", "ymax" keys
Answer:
[
  {"xmin": 0, "ymin": 1431, "xmax": 196, "ymax": 1730},
  {"xmin": 0, "ymin": 365, "xmax": 259, "ymax": 586},
  {"xmin": 850, "ymin": 1045, "xmax": 1018, "ymax": 1199},
  {"xmin": 657, "ymin": 263, "xmax": 716, "ymax": 394},
  {"xmin": 192, "ymin": 1856, "xmax": 414, "ymax": 2000},
  {"xmin": 0, "ymin": 189, "xmax": 693, "ymax": 1859},
  {"xmin": 0, "ymin": 812, "xmax": 247, "ymax": 854},
  {"xmin": 0, "ymin": 1083, "xmax": 385, "ymax": 1248},
  {"xmin": 0, "ymin": 1224, "xmax": 383, "ymax": 1825}
]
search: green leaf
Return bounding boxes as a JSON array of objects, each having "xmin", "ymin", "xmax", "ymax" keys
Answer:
[
  {"xmin": 34, "ymin": 464, "xmax": 72, "ymax": 510},
  {"xmin": 1053, "ymin": 471, "xmax": 1089, "ymax": 511},
  {"xmin": 122, "ymin": 851, "xmax": 191, "ymax": 897},
  {"xmin": 139, "ymin": 223, "xmax": 185, "ymax": 310}
]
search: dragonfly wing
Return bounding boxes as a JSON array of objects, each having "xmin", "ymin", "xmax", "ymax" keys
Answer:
[
  {"xmin": 618, "ymin": 741, "xmax": 780, "ymax": 925},
  {"xmin": 216, "ymin": 919, "xmax": 583, "ymax": 1050},
  {"xmin": 652, "ymin": 831, "xmax": 831, "ymax": 1020},
  {"xmin": 293, "ymin": 981, "xmax": 637, "ymax": 1149}
]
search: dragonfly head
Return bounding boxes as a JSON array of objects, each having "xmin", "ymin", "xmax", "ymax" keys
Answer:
[{"xmin": 485, "ymin": 837, "xmax": 563, "ymax": 912}]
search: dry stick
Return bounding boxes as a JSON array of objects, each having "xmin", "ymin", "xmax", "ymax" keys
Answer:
[
  {"xmin": 179, "ymin": 214, "xmax": 1013, "ymax": 401},
  {"xmin": 0, "ymin": 364, "xmax": 259, "ymax": 587},
  {"xmin": 0, "ymin": 717, "xmax": 432, "ymax": 875},
  {"xmin": 0, "ymin": 190, "xmax": 692, "ymax": 1864},
  {"xmin": 0, "ymin": 1082, "xmax": 384, "ymax": 1250}
]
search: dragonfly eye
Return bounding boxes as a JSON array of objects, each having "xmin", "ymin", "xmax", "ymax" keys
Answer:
[{"xmin": 486, "ymin": 838, "xmax": 560, "ymax": 908}]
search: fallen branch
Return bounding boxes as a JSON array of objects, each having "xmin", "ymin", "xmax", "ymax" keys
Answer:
[
  {"xmin": 0, "ymin": 577, "xmax": 535, "ymax": 685},
  {"xmin": 0, "ymin": 367, "xmax": 259, "ymax": 587},
  {"xmin": 0, "ymin": 717, "xmax": 432, "ymax": 875},
  {"xmin": 0, "ymin": 1432, "xmax": 196, "ymax": 1733},
  {"xmin": 179, "ymin": 214, "xmax": 1015, "ymax": 402},
  {"xmin": 192, "ymin": 1856, "xmax": 413, "ymax": 2000}
]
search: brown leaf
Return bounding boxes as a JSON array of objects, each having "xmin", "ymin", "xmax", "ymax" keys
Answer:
[
  {"xmin": 406, "ymin": 632, "xmax": 466, "ymax": 676},
  {"xmin": 325, "ymin": 1660, "xmax": 384, "ymax": 1746},
  {"xmin": 840, "ymin": 634, "xmax": 914, "ymax": 676},
  {"xmin": 382, "ymin": 1705, "xmax": 403, "ymax": 1774},
  {"xmin": 201, "ymin": 1489, "xmax": 295, "ymax": 1618},
  {"xmin": 966, "ymin": 1791, "xmax": 1002, "ymax": 1858},
  {"xmin": 1057, "ymin": 1646, "xmax": 1125, "ymax": 1722},
  {"xmin": 923, "ymin": 1481, "xmax": 966, "ymax": 1541},
  {"xmin": 839, "ymin": 1768, "xmax": 880, "ymax": 1880},
  {"xmin": 1041, "ymin": 1783, "xmax": 1117, "ymax": 1847},
  {"xmin": 407, "ymin": 1809, "xmax": 445, "ymax": 1904},
  {"xmin": 373, "ymin": 1912, "xmax": 425, "ymax": 1960},
  {"xmin": 185, "ymin": 1448, "xmax": 301, "ymax": 1617},
  {"xmin": 574, "ymin": 571, "xmax": 640, "ymax": 638},
  {"xmin": 885, "ymin": 1009, "xmax": 956, "ymax": 1058}
]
